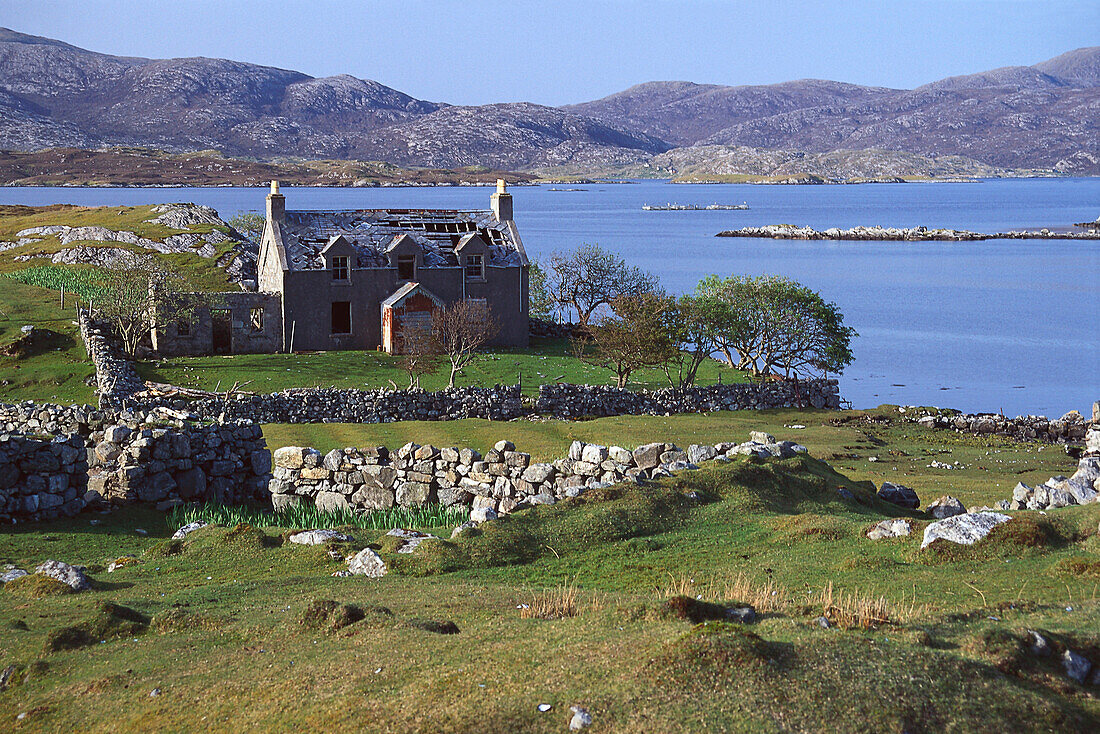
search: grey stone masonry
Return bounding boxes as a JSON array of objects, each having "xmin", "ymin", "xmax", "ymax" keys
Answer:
[
  {"xmin": 536, "ymin": 380, "xmax": 841, "ymax": 418},
  {"xmin": 269, "ymin": 434, "xmax": 808, "ymax": 515},
  {"xmin": 0, "ymin": 434, "xmax": 88, "ymax": 521},
  {"xmin": 78, "ymin": 310, "xmax": 144, "ymax": 409},
  {"xmin": 0, "ymin": 401, "xmax": 271, "ymax": 523}
]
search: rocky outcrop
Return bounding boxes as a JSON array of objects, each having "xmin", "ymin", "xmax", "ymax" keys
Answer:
[
  {"xmin": 717, "ymin": 224, "xmax": 1100, "ymax": 241},
  {"xmin": 1007, "ymin": 456, "xmax": 1100, "ymax": 510}
]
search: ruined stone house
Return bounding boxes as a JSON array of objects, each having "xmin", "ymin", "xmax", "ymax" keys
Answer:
[{"xmin": 153, "ymin": 180, "xmax": 530, "ymax": 356}]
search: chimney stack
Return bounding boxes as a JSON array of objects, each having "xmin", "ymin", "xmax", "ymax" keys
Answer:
[
  {"xmin": 490, "ymin": 178, "xmax": 513, "ymax": 222},
  {"xmin": 266, "ymin": 179, "xmax": 285, "ymax": 225}
]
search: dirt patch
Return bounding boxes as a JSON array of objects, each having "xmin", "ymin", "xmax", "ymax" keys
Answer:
[{"xmin": 403, "ymin": 618, "xmax": 460, "ymax": 635}]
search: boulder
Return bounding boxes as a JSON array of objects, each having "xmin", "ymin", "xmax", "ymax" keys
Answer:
[
  {"xmin": 927, "ymin": 496, "xmax": 966, "ymax": 519},
  {"xmin": 581, "ymin": 444, "xmax": 609, "ymax": 464},
  {"xmin": 921, "ymin": 512, "xmax": 1011, "ymax": 549},
  {"xmin": 569, "ymin": 706, "xmax": 593, "ymax": 731},
  {"xmin": 273, "ymin": 446, "xmax": 307, "ymax": 469},
  {"xmin": 749, "ymin": 431, "xmax": 776, "ymax": 444},
  {"xmin": 1, "ymin": 568, "xmax": 28, "ymax": 584},
  {"xmin": 632, "ymin": 443, "xmax": 663, "ymax": 470},
  {"xmin": 866, "ymin": 518, "xmax": 912, "ymax": 540},
  {"xmin": 522, "ymin": 463, "xmax": 556, "ymax": 484},
  {"xmin": 350, "ymin": 484, "xmax": 395, "ymax": 510},
  {"xmin": 687, "ymin": 444, "xmax": 718, "ymax": 464},
  {"xmin": 289, "ymin": 529, "xmax": 354, "ymax": 545},
  {"xmin": 315, "ymin": 491, "xmax": 350, "ymax": 514},
  {"xmin": 878, "ymin": 482, "xmax": 920, "ymax": 509},
  {"xmin": 493, "ymin": 440, "xmax": 516, "ymax": 453},
  {"xmin": 346, "ymin": 548, "xmax": 387, "ymax": 578},
  {"xmin": 34, "ymin": 560, "xmax": 91, "ymax": 591},
  {"xmin": 470, "ymin": 506, "xmax": 498, "ymax": 523},
  {"xmin": 1062, "ymin": 649, "xmax": 1092, "ymax": 683},
  {"xmin": 395, "ymin": 481, "xmax": 433, "ymax": 507}
]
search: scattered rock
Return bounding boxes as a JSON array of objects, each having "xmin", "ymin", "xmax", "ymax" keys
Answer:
[
  {"xmin": 921, "ymin": 512, "xmax": 1012, "ymax": 549},
  {"xmin": 866, "ymin": 518, "xmax": 912, "ymax": 540},
  {"xmin": 878, "ymin": 482, "xmax": 920, "ymax": 509},
  {"xmin": 1062, "ymin": 649, "xmax": 1093, "ymax": 683},
  {"xmin": 288, "ymin": 529, "xmax": 355, "ymax": 546},
  {"xmin": 470, "ymin": 507, "xmax": 498, "ymax": 523},
  {"xmin": 346, "ymin": 548, "xmax": 387, "ymax": 578},
  {"xmin": 171, "ymin": 521, "xmax": 209, "ymax": 540},
  {"xmin": 385, "ymin": 528, "xmax": 437, "ymax": 553},
  {"xmin": 569, "ymin": 705, "xmax": 593, "ymax": 731},
  {"xmin": 1027, "ymin": 629, "xmax": 1051, "ymax": 657},
  {"xmin": 1, "ymin": 568, "xmax": 28, "ymax": 584},
  {"xmin": 927, "ymin": 496, "xmax": 966, "ymax": 519},
  {"xmin": 34, "ymin": 560, "xmax": 90, "ymax": 591}
]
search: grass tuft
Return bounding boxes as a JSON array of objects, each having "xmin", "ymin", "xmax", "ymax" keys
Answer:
[
  {"xmin": 168, "ymin": 502, "xmax": 467, "ymax": 533},
  {"xmin": 4, "ymin": 574, "xmax": 73, "ymax": 598},
  {"xmin": 520, "ymin": 580, "xmax": 580, "ymax": 620}
]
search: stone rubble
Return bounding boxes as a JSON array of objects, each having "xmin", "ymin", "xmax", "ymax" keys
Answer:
[
  {"xmin": 866, "ymin": 518, "xmax": 912, "ymax": 540},
  {"xmin": 288, "ymin": 529, "xmax": 355, "ymax": 545}
]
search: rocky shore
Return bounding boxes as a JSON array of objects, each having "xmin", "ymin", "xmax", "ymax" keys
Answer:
[{"xmin": 716, "ymin": 224, "xmax": 1100, "ymax": 241}]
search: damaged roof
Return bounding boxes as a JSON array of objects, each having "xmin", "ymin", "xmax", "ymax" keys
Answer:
[{"xmin": 278, "ymin": 209, "xmax": 524, "ymax": 271}]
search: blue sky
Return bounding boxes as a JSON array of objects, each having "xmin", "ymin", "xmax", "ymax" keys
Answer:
[{"xmin": 1, "ymin": 0, "xmax": 1095, "ymax": 105}]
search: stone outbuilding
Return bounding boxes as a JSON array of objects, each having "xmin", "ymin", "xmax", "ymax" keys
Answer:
[{"xmin": 154, "ymin": 180, "xmax": 530, "ymax": 356}]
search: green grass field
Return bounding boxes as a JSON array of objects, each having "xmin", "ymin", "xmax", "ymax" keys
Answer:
[
  {"xmin": 136, "ymin": 337, "xmax": 747, "ymax": 396},
  {"xmin": 2, "ymin": 411, "xmax": 1097, "ymax": 731}
]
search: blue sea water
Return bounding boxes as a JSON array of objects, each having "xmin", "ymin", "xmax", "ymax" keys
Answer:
[{"xmin": 2, "ymin": 179, "xmax": 1097, "ymax": 416}]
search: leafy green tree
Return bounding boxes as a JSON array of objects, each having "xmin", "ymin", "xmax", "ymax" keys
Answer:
[
  {"xmin": 659, "ymin": 294, "xmax": 731, "ymax": 389},
  {"xmin": 578, "ymin": 292, "xmax": 677, "ymax": 388},
  {"xmin": 528, "ymin": 260, "xmax": 556, "ymax": 320},
  {"xmin": 693, "ymin": 274, "xmax": 855, "ymax": 378},
  {"xmin": 229, "ymin": 211, "xmax": 265, "ymax": 244},
  {"xmin": 546, "ymin": 244, "xmax": 661, "ymax": 327}
]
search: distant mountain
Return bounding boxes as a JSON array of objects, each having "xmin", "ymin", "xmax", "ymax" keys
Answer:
[
  {"xmin": 0, "ymin": 27, "xmax": 1096, "ymax": 174},
  {"xmin": 0, "ymin": 28, "xmax": 665, "ymax": 168},
  {"xmin": 563, "ymin": 79, "xmax": 895, "ymax": 146},
  {"xmin": 569, "ymin": 47, "xmax": 1100, "ymax": 174}
]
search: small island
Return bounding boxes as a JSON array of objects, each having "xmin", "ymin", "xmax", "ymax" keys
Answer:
[{"xmin": 716, "ymin": 223, "xmax": 1100, "ymax": 241}]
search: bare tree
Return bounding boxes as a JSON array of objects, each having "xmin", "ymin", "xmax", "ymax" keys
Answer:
[
  {"xmin": 396, "ymin": 322, "xmax": 441, "ymax": 389},
  {"xmin": 546, "ymin": 243, "xmax": 660, "ymax": 327},
  {"xmin": 88, "ymin": 254, "xmax": 205, "ymax": 357},
  {"xmin": 431, "ymin": 300, "xmax": 501, "ymax": 389}
]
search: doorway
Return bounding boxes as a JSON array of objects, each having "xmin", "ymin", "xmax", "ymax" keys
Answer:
[{"xmin": 211, "ymin": 309, "xmax": 232, "ymax": 354}]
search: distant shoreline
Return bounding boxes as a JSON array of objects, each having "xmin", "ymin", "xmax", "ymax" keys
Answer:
[{"xmin": 717, "ymin": 224, "xmax": 1100, "ymax": 241}]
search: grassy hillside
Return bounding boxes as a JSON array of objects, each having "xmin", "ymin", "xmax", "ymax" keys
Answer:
[{"xmin": 1, "ymin": 419, "xmax": 1097, "ymax": 731}]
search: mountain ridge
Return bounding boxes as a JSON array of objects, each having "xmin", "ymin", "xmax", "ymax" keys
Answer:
[{"xmin": 0, "ymin": 28, "xmax": 1096, "ymax": 173}]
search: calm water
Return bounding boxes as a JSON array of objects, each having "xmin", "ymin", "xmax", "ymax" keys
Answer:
[{"xmin": 2, "ymin": 179, "xmax": 1098, "ymax": 416}]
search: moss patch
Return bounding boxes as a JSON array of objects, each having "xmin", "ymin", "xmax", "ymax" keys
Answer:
[{"xmin": 4, "ymin": 574, "xmax": 74, "ymax": 598}]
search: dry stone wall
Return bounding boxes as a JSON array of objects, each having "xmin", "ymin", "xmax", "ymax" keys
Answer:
[
  {"xmin": 910, "ymin": 407, "xmax": 1092, "ymax": 443},
  {"xmin": 0, "ymin": 401, "xmax": 271, "ymax": 523},
  {"xmin": 79, "ymin": 311, "xmax": 143, "ymax": 409},
  {"xmin": 0, "ymin": 434, "xmax": 88, "ymax": 520},
  {"xmin": 536, "ymin": 380, "xmax": 841, "ymax": 418},
  {"xmin": 269, "ymin": 433, "xmax": 808, "ymax": 515}
]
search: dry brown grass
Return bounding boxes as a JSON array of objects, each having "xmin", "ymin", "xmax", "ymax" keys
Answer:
[
  {"xmin": 659, "ymin": 572, "xmax": 787, "ymax": 613},
  {"xmin": 815, "ymin": 581, "xmax": 917, "ymax": 629},
  {"xmin": 520, "ymin": 580, "xmax": 580, "ymax": 620}
]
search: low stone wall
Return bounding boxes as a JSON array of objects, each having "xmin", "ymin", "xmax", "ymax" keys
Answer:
[
  {"xmin": 0, "ymin": 401, "xmax": 109, "ymax": 437},
  {"xmin": 0, "ymin": 434, "xmax": 88, "ymax": 521},
  {"xmin": 86, "ymin": 421, "xmax": 270, "ymax": 510},
  {"xmin": 535, "ymin": 379, "xmax": 841, "ymax": 418},
  {"xmin": 0, "ymin": 401, "xmax": 272, "ymax": 523},
  {"xmin": 146, "ymin": 384, "xmax": 527, "ymax": 424},
  {"xmin": 528, "ymin": 317, "xmax": 578, "ymax": 339},
  {"xmin": 269, "ymin": 432, "xmax": 806, "ymax": 515},
  {"xmin": 911, "ymin": 408, "xmax": 1091, "ymax": 443}
]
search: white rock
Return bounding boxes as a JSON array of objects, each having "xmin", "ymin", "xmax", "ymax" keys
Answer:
[
  {"xmin": 866, "ymin": 518, "xmax": 912, "ymax": 540},
  {"xmin": 569, "ymin": 706, "xmax": 593, "ymax": 731},
  {"xmin": 1, "ymin": 568, "xmax": 28, "ymax": 584},
  {"xmin": 1062, "ymin": 649, "xmax": 1092, "ymax": 683},
  {"xmin": 171, "ymin": 521, "xmax": 209, "ymax": 540},
  {"xmin": 288, "ymin": 529, "xmax": 354, "ymax": 545},
  {"xmin": 927, "ymin": 496, "xmax": 967, "ymax": 519},
  {"xmin": 346, "ymin": 548, "xmax": 387, "ymax": 578},
  {"xmin": 470, "ymin": 506, "xmax": 498, "ymax": 523},
  {"xmin": 386, "ymin": 528, "xmax": 437, "ymax": 553},
  {"xmin": 34, "ymin": 560, "xmax": 91, "ymax": 591},
  {"xmin": 921, "ymin": 512, "xmax": 1012, "ymax": 549}
]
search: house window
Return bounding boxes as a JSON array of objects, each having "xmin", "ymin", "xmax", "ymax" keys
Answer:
[
  {"xmin": 465, "ymin": 254, "xmax": 484, "ymax": 281},
  {"xmin": 331, "ymin": 255, "xmax": 349, "ymax": 281},
  {"xmin": 331, "ymin": 301, "xmax": 352, "ymax": 335},
  {"xmin": 176, "ymin": 318, "xmax": 192, "ymax": 336},
  {"xmin": 250, "ymin": 307, "xmax": 264, "ymax": 333},
  {"xmin": 397, "ymin": 255, "xmax": 416, "ymax": 281}
]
